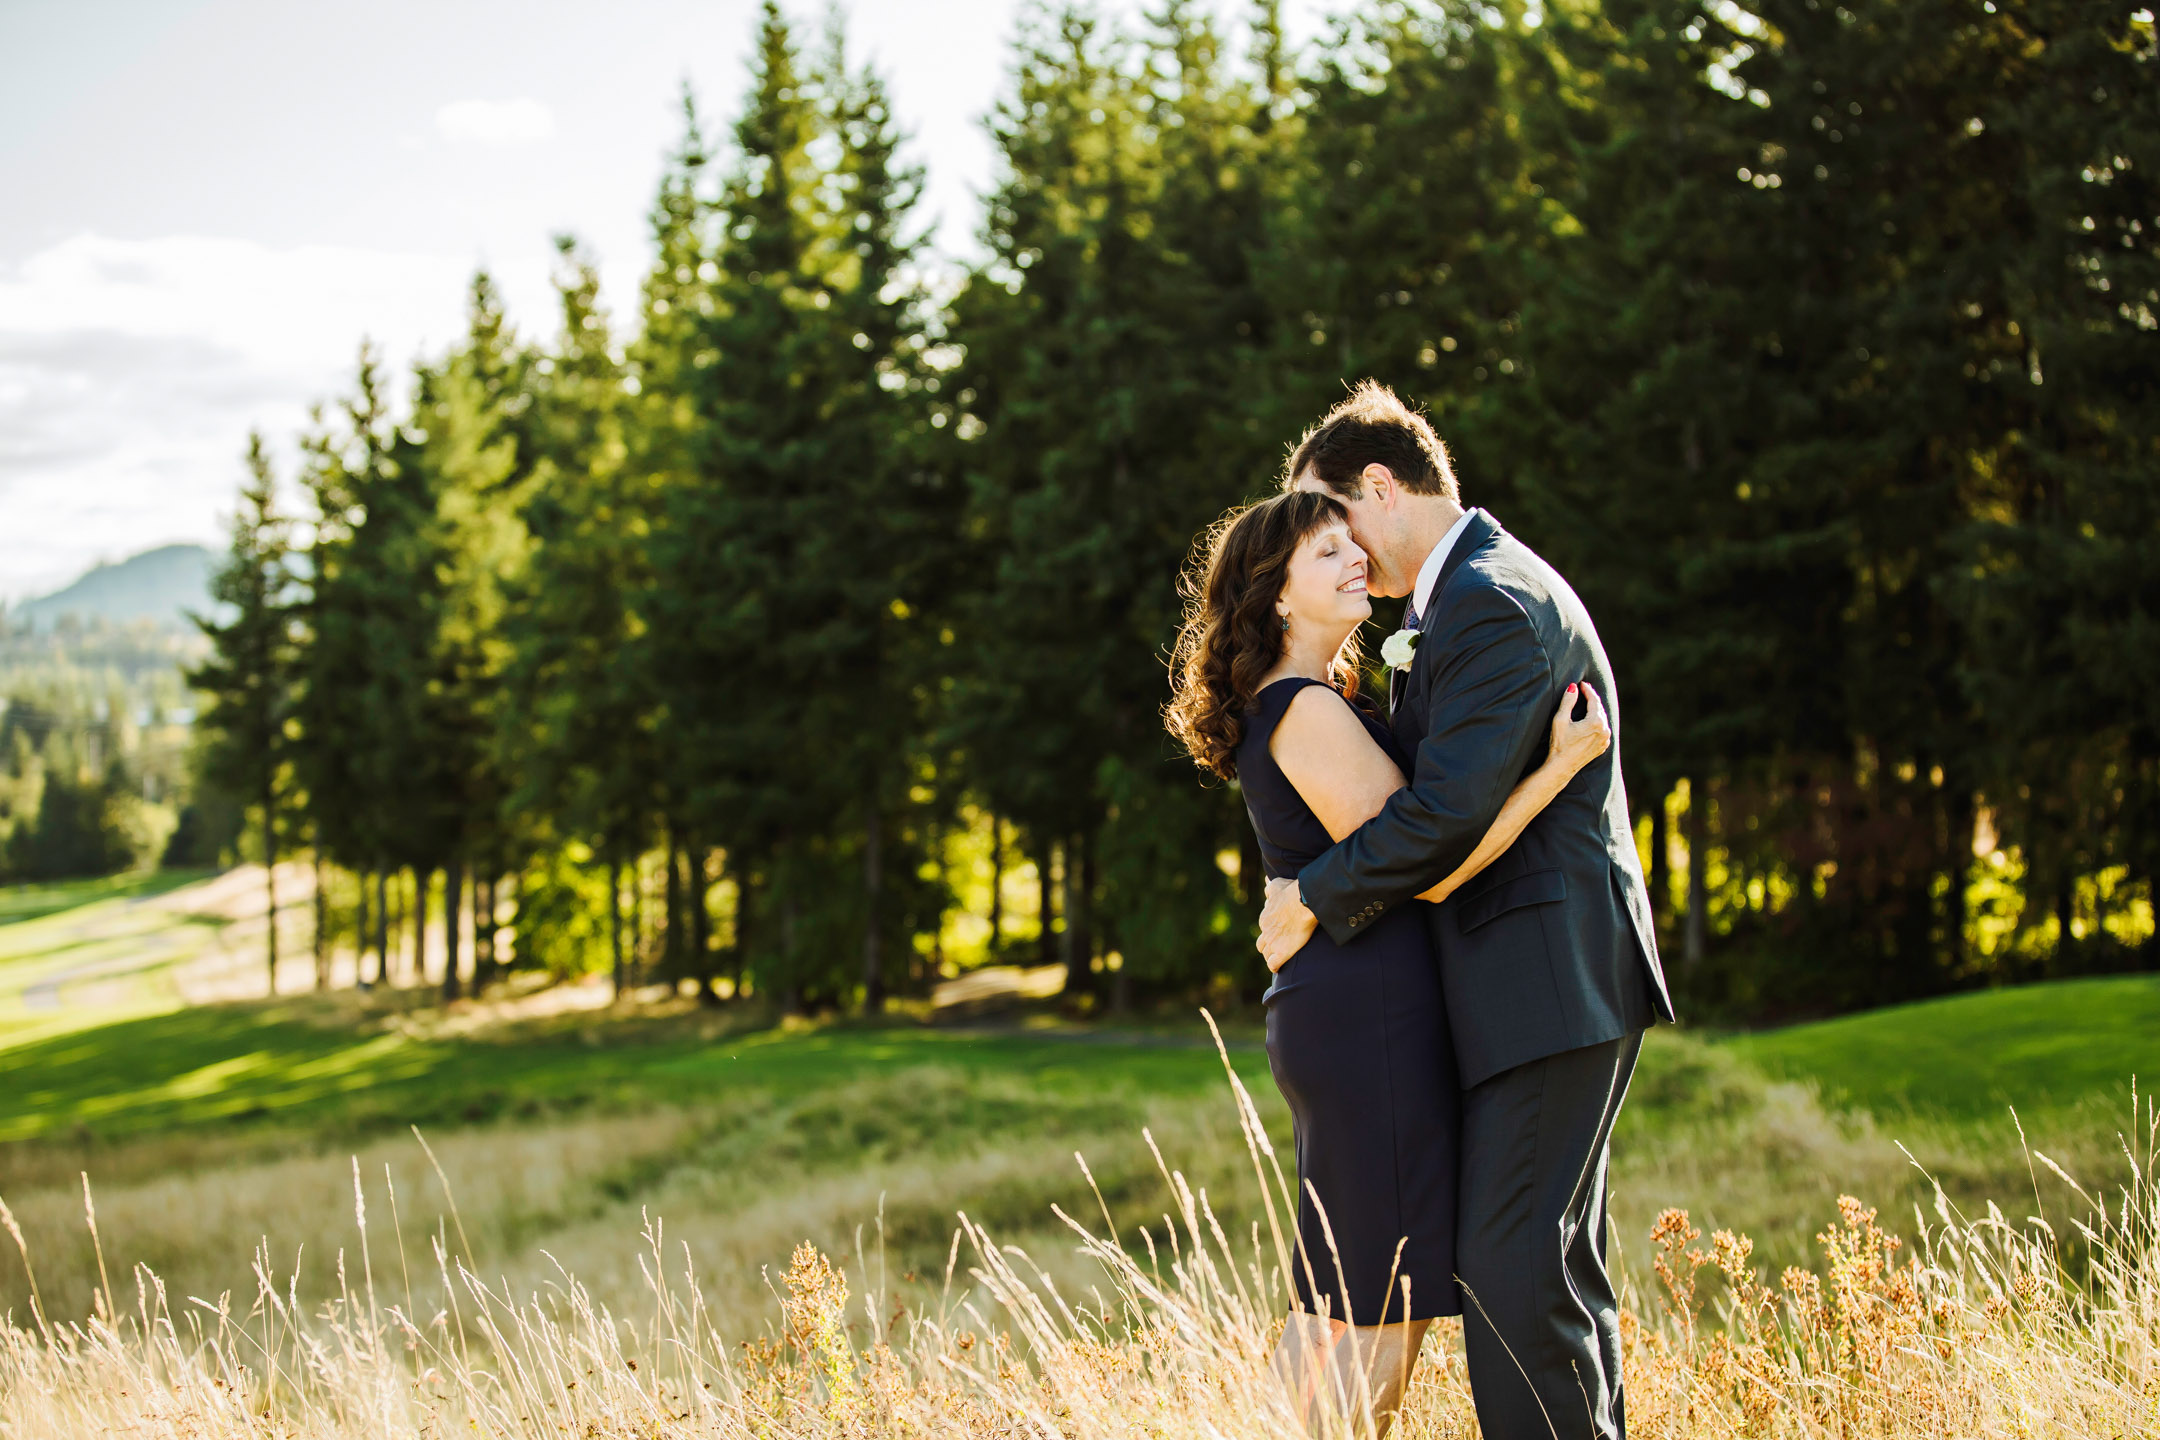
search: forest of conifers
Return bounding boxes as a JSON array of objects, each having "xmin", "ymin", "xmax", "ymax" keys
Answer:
[{"xmin": 169, "ymin": 0, "xmax": 2153, "ymax": 1022}]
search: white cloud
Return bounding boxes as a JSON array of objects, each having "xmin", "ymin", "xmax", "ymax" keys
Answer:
[
  {"xmin": 0, "ymin": 234, "xmax": 553, "ymax": 601},
  {"xmin": 0, "ymin": 233, "xmax": 470, "ymax": 363},
  {"xmin": 434, "ymin": 98, "xmax": 556, "ymax": 146}
]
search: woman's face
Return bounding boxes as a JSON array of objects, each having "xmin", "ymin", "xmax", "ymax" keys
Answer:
[{"xmin": 1276, "ymin": 521, "xmax": 1372, "ymax": 637}]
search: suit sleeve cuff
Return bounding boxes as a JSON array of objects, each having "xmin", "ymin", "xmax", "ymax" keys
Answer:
[{"xmin": 1300, "ymin": 858, "xmax": 1384, "ymax": 946}]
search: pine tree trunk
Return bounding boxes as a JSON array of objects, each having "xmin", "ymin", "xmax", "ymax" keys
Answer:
[
  {"xmin": 609, "ymin": 857, "xmax": 627, "ymax": 1002},
  {"xmin": 262, "ymin": 793, "xmax": 278, "ymax": 996},
  {"xmin": 735, "ymin": 870, "xmax": 758, "ymax": 1003},
  {"xmin": 987, "ymin": 813, "xmax": 1003, "ymax": 959},
  {"xmin": 693, "ymin": 848, "xmax": 718, "ymax": 1006},
  {"xmin": 1062, "ymin": 832, "xmax": 1094, "ymax": 999},
  {"xmin": 1038, "ymin": 841, "xmax": 1059, "ymax": 968},
  {"xmin": 925, "ymin": 820, "xmax": 944, "ymax": 982},
  {"xmin": 441, "ymin": 858, "xmax": 464, "ymax": 1003},
  {"xmin": 473, "ymin": 875, "xmax": 493, "ymax": 993},
  {"xmin": 2055, "ymin": 863, "xmax": 2076, "ymax": 970},
  {"xmin": 312, "ymin": 854, "xmax": 329, "ymax": 991},
  {"xmin": 496, "ymin": 872, "xmax": 516, "ymax": 977},
  {"xmin": 1684, "ymin": 782, "xmax": 1708, "ymax": 971},
  {"xmin": 414, "ymin": 869, "xmax": 431, "ymax": 986},
  {"xmin": 394, "ymin": 871, "xmax": 409, "ymax": 983},
  {"xmin": 1648, "ymin": 787, "xmax": 1670, "ymax": 934},
  {"xmin": 1058, "ymin": 841, "xmax": 1076, "ymax": 980},
  {"xmin": 862, "ymin": 802, "xmax": 885, "ymax": 1014},
  {"xmin": 373, "ymin": 870, "xmax": 389, "ymax": 989},
  {"xmin": 678, "ymin": 847, "xmax": 696, "ymax": 981},
  {"xmin": 782, "ymin": 886, "xmax": 803, "ymax": 1015},
  {"xmin": 631, "ymin": 853, "xmax": 646, "ymax": 987},
  {"xmin": 1946, "ymin": 788, "xmax": 1975, "ymax": 972},
  {"xmin": 486, "ymin": 875, "xmax": 501, "ymax": 988},
  {"xmin": 356, "ymin": 871, "xmax": 373, "ymax": 991},
  {"xmin": 663, "ymin": 834, "xmax": 683, "ymax": 979}
]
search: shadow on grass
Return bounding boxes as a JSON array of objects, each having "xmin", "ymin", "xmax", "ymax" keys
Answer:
[{"xmin": 0, "ymin": 996, "xmax": 1273, "ymax": 1146}]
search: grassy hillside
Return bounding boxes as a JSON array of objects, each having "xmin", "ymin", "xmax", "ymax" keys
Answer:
[
  {"xmin": 1, "ymin": 871, "xmax": 2148, "ymax": 1342},
  {"xmin": 1730, "ymin": 975, "xmax": 2160, "ymax": 1120}
]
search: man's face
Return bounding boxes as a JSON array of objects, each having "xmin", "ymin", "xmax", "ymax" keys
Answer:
[{"xmin": 1291, "ymin": 466, "xmax": 1413, "ymax": 599}]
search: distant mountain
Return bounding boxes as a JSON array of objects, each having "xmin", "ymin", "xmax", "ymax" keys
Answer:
[{"xmin": 13, "ymin": 544, "xmax": 215, "ymax": 634}]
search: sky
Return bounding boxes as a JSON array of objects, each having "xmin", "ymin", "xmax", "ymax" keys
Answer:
[{"xmin": 0, "ymin": 0, "xmax": 1331, "ymax": 604}]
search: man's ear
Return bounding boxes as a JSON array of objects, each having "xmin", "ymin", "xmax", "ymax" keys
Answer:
[{"xmin": 1361, "ymin": 463, "xmax": 1398, "ymax": 510}]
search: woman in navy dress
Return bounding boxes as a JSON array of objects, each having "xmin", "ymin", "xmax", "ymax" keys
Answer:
[{"xmin": 1165, "ymin": 490, "xmax": 1610, "ymax": 1433}]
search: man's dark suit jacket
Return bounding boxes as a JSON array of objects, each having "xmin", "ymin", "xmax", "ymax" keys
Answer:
[{"xmin": 1299, "ymin": 509, "xmax": 1674, "ymax": 1087}]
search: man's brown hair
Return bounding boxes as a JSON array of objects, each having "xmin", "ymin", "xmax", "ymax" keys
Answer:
[{"xmin": 1284, "ymin": 380, "xmax": 1459, "ymax": 502}]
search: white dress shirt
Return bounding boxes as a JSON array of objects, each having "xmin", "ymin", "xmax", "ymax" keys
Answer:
[{"xmin": 1407, "ymin": 509, "xmax": 1476, "ymax": 624}]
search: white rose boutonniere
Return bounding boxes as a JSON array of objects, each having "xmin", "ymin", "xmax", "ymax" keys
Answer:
[{"xmin": 1380, "ymin": 629, "xmax": 1420, "ymax": 672}]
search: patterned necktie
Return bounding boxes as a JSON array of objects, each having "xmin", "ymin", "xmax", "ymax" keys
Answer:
[{"xmin": 1390, "ymin": 599, "xmax": 1418, "ymax": 712}]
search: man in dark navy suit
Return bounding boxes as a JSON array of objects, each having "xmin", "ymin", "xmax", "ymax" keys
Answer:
[{"xmin": 1256, "ymin": 381, "xmax": 1674, "ymax": 1440}]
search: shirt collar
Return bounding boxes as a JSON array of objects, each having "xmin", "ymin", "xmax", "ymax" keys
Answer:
[{"xmin": 1411, "ymin": 509, "xmax": 1475, "ymax": 620}]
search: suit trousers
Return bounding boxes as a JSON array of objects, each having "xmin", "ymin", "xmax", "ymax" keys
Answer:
[{"xmin": 1456, "ymin": 1031, "xmax": 1643, "ymax": 1440}]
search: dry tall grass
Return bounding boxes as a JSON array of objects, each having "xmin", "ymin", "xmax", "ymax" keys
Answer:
[{"xmin": 2, "ymin": 1033, "xmax": 2154, "ymax": 1438}]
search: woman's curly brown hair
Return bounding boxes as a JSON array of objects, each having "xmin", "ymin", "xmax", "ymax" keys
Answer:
[{"xmin": 1165, "ymin": 491, "xmax": 1363, "ymax": 781}]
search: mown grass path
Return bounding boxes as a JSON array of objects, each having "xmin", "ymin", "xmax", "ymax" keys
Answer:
[{"xmin": 0, "ymin": 869, "xmax": 221, "ymax": 1039}]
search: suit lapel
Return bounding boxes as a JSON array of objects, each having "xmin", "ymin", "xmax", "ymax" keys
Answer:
[
  {"xmin": 1430, "ymin": 509, "xmax": 1497, "ymax": 604},
  {"xmin": 1388, "ymin": 509, "xmax": 1502, "ymax": 733}
]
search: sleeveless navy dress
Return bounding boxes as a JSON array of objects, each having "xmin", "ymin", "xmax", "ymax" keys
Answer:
[{"xmin": 1239, "ymin": 677, "xmax": 1462, "ymax": 1324}]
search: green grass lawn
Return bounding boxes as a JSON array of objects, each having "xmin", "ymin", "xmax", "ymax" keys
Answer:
[
  {"xmin": 0, "ymin": 1000, "xmax": 1277, "ymax": 1143},
  {"xmin": 3, "ymin": 968, "xmax": 2149, "ymax": 1148},
  {"xmin": 3, "ymin": 872, "xmax": 2152, "ymax": 1326},
  {"xmin": 0, "ymin": 916, "xmax": 2150, "ymax": 1146},
  {"xmin": 2, "ymin": 868, "xmax": 2152, "ymax": 1150},
  {"xmin": 1729, "ymin": 974, "xmax": 2160, "ymax": 1121}
]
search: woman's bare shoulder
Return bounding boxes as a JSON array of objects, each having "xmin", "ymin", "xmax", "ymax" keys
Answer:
[
  {"xmin": 1267, "ymin": 681, "xmax": 1406, "ymax": 825},
  {"xmin": 1269, "ymin": 683, "xmax": 1372, "ymax": 759}
]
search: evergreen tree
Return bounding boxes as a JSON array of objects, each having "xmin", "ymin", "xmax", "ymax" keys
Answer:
[
  {"xmin": 950, "ymin": 3, "xmax": 1285, "ymax": 1000},
  {"xmin": 188, "ymin": 432, "xmax": 296, "ymax": 991},
  {"xmin": 789, "ymin": 22, "xmax": 949, "ymax": 1012},
  {"xmin": 291, "ymin": 346, "xmax": 440, "ymax": 988},
  {"xmin": 510, "ymin": 235, "xmax": 656, "ymax": 1000},
  {"xmin": 406, "ymin": 272, "xmax": 536, "ymax": 999},
  {"xmin": 654, "ymin": 1, "xmax": 945, "ymax": 1011},
  {"xmin": 200, "ymin": 0, "xmax": 2154, "ymax": 1022},
  {"xmin": 648, "ymin": 2, "xmax": 821, "ymax": 1006},
  {"xmin": 1939, "ymin": 0, "xmax": 2159, "ymax": 970}
]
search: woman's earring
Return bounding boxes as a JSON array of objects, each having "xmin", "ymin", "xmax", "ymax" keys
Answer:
[{"xmin": 1280, "ymin": 615, "xmax": 1291, "ymax": 633}]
